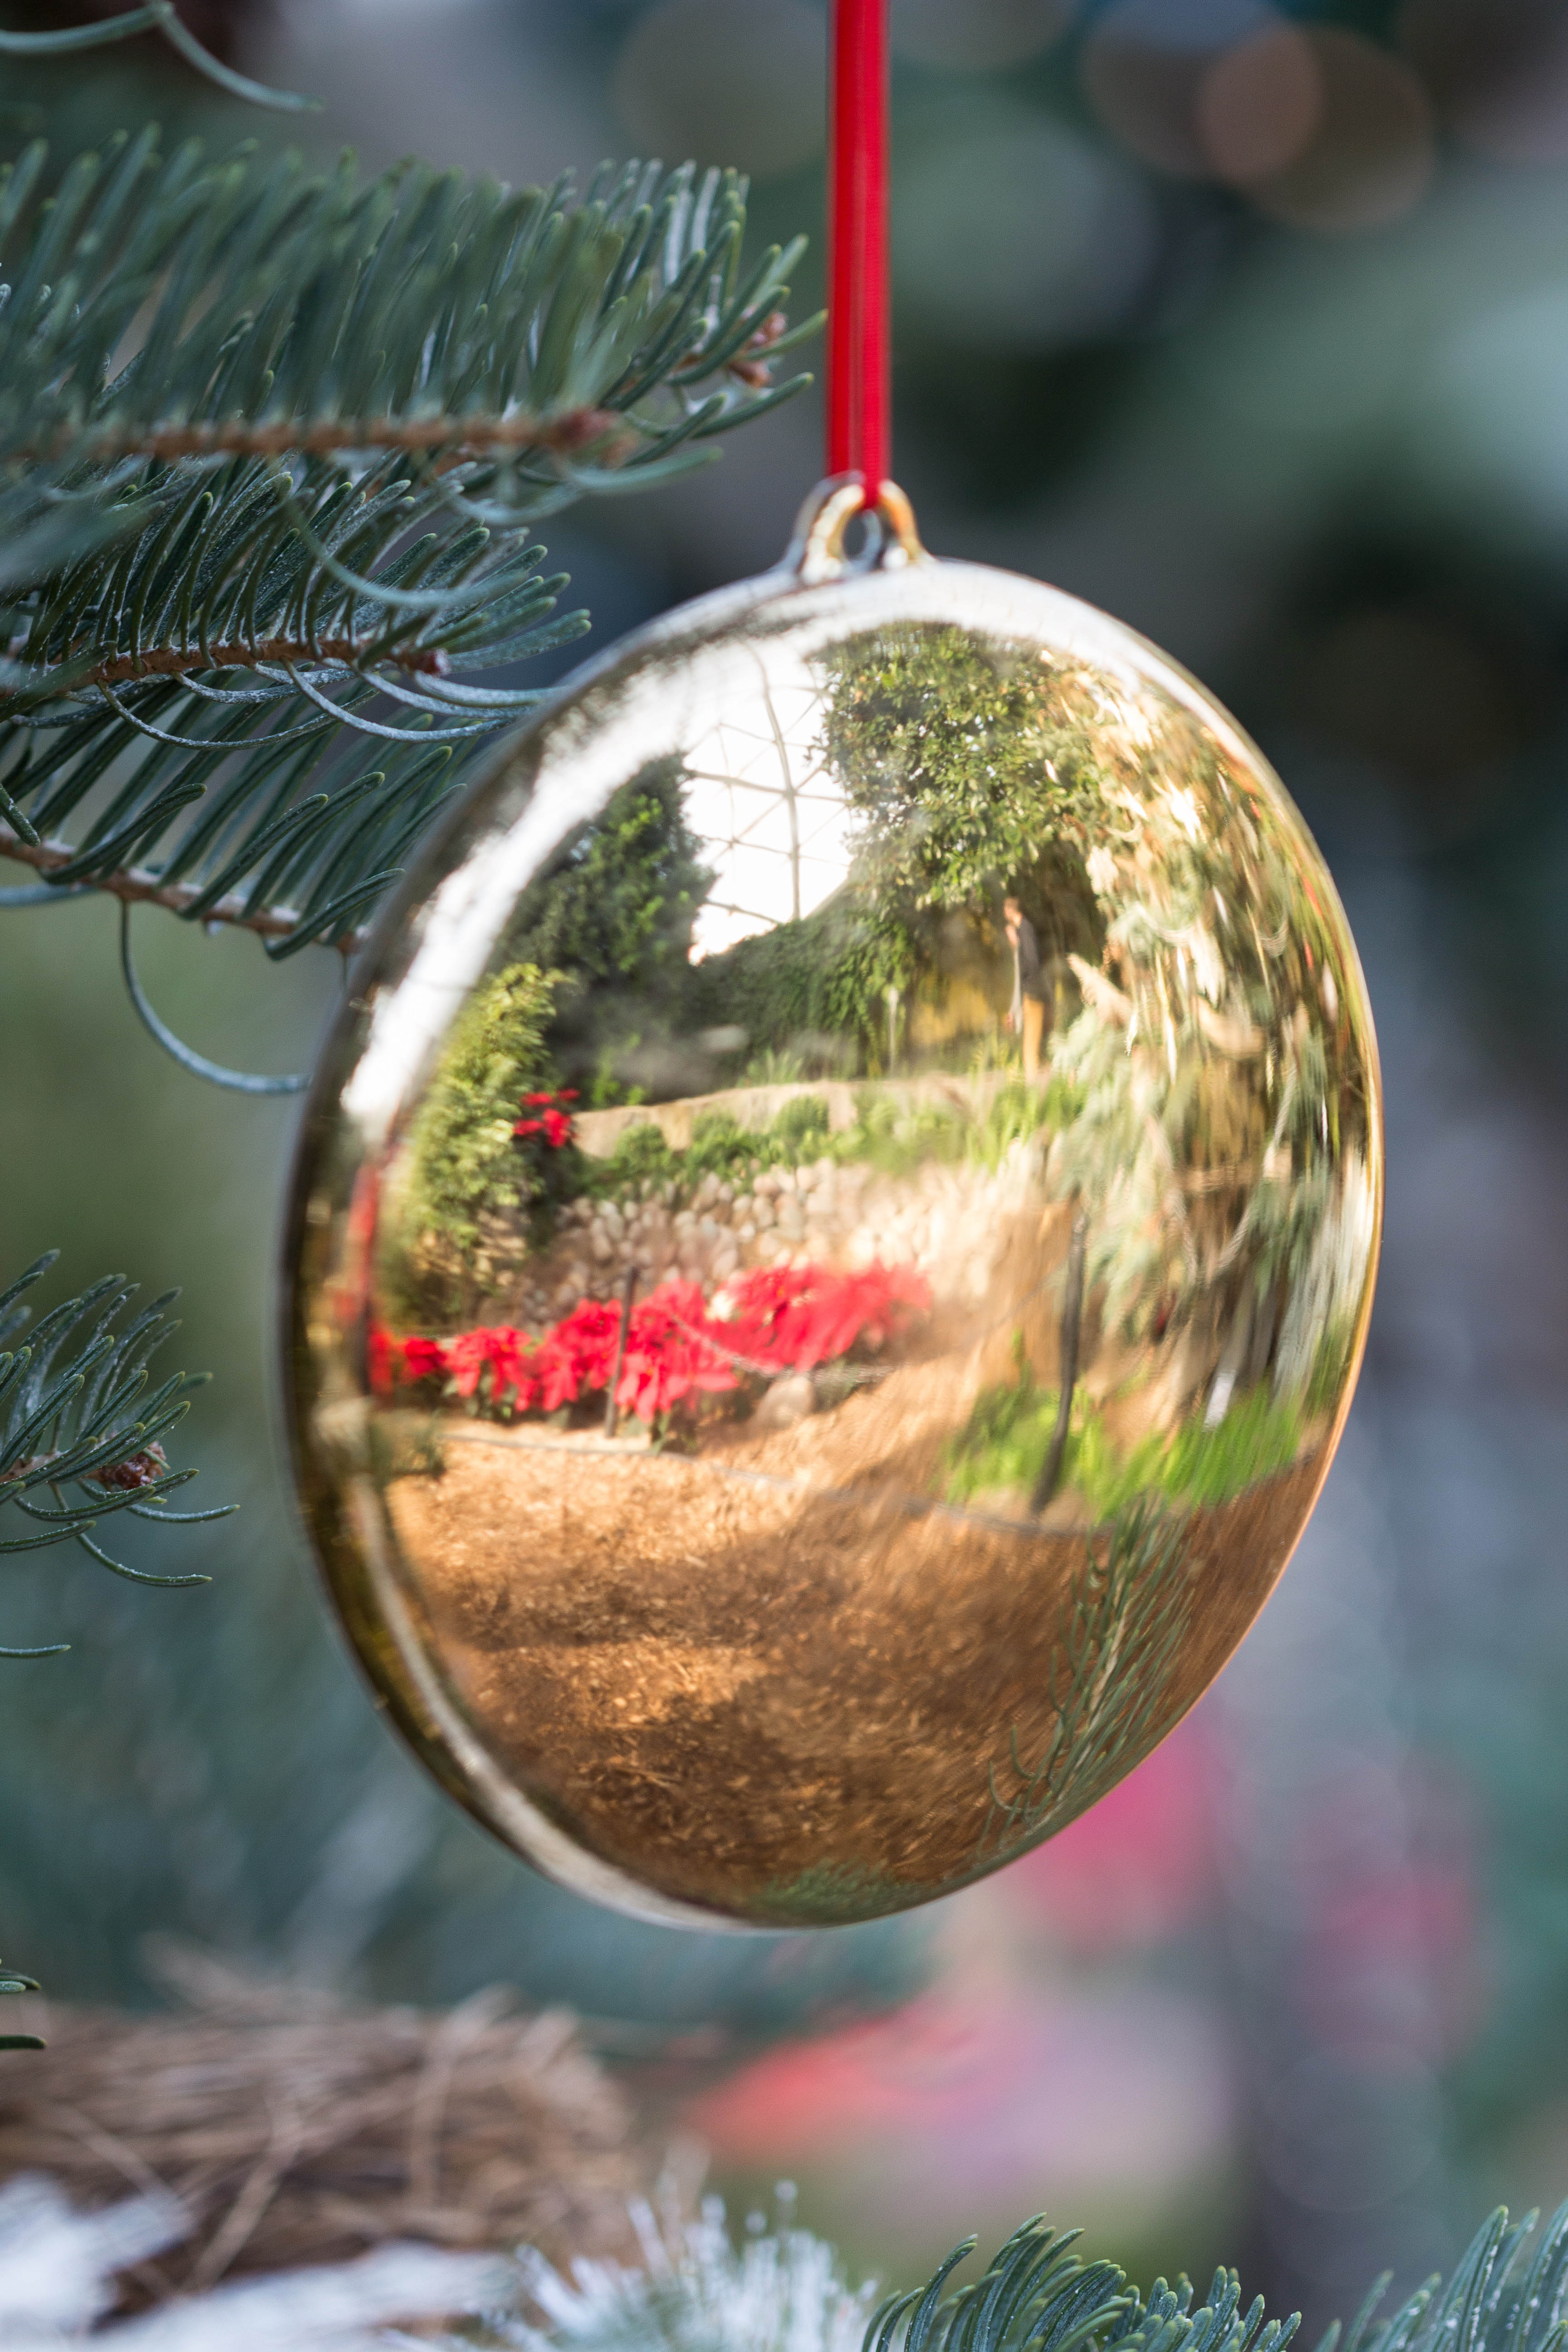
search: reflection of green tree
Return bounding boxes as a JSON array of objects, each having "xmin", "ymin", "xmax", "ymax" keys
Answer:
[
  {"xmin": 981, "ymin": 1499, "xmax": 1191, "ymax": 1862},
  {"xmin": 820, "ymin": 623, "xmax": 1111, "ymax": 916},
  {"xmin": 686, "ymin": 886, "xmax": 875, "ymax": 1068},
  {"xmin": 799, "ymin": 625, "xmax": 1112, "ymax": 1059},
  {"xmin": 502, "ymin": 758, "xmax": 712, "ymax": 1096},
  {"xmin": 1044, "ymin": 722, "xmax": 1375, "ymax": 1362},
  {"xmin": 687, "ymin": 628, "xmax": 1112, "ymax": 1071},
  {"xmin": 398, "ymin": 961, "xmax": 556, "ymax": 1304}
]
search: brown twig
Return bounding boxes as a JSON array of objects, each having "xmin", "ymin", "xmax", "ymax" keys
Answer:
[
  {"xmin": 0, "ymin": 634, "xmax": 450, "ymax": 705},
  {"xmin": 15, "ymin": 404, "xmax": 631, "ymax": 472},
  {"xmin": 0, "ymin": 823, "xmax": 338, "ymax": 946}
]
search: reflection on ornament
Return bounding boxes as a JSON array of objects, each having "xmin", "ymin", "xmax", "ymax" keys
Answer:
[{"xmin": 285, "ymin": 481, "xmax": 1382, "ymax": 1930}]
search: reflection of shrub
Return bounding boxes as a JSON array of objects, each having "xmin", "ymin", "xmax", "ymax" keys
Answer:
[
  {"xmin": 831, "ymin": 1078, "xmax": 1066, "ymax": 1181},
  {"xmin": 593, "ymin": 1121, "xmax": 680, "ymax": 1199},
  {"xmin": 1162, "ymin": 1385, "xmax": 1302, "ymax": 1506},
  {"xmin": 944, "ymin": 1338, "xmax": 1303, "ymax": 1519},
  {"xmin": 771, "ymin": 1095, "xmax": 833, "ymax": 1155},
  {"xmin": 380, "ymin": 1261, "xmax": 931, "ymax": 1430},
  {"xmin": 509, "ymin": 1089, "xmax": 586, "ymax": 1240},
  {"xmin": 688, "ymin": 892, "xmax": 901, "ymax": 1072},
  {"xmin": 402, "ymin": 962, "xmax": 556, "ymax": 1274},
  {"xmin": 685, "ymin": 1111, "xmax": 766, "ymax": 1186},
  {"xmin": 583, "ymin": 1079, "xmax": 1063, "ymax": 1213},
  {"xmin": 842, "ymin": 1093, "xmax": 966, "ymax": 1178},
  {"xmin": 943, "ymin": 1351, "xmax": 1162, "ymax": 1522},
  {"xmin": 502, "ymin": 760, "xmax": 712, "ymax": 1100},
  {"xmin": 742, "ymin": 1044, "xmax": 809, "ymax": 1086},
  {"xmin": 972, "ymin": 1078, "xmax": 1077, "ymax": 1171},
  {"xmin": 1304, "ymin": 1312, "xmax": 1356, "ymax": 1419}
]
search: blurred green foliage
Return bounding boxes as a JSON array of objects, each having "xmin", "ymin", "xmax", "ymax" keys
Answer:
[
  {"xmin": 400, "ymin": 962, "xmax": 557, "ymax": 1292},
  {"xmin": 944, "ymin": 1338, "xmax": 1304, "ymax": 1520}
]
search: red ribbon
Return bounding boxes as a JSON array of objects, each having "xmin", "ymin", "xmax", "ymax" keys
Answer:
[{"xmin": 826, "ymin": 0, "xmax": 890, "ymax": 503}]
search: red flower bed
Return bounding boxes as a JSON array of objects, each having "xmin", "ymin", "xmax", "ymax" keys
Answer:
[{"xmin": 373, "ymin": 1260, "xmax": 931, "ymax": 1426}]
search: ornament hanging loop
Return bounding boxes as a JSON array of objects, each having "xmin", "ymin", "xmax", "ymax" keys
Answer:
[{"xmin": 788, "ymin": 474, "xmax": 926, "ymax": 584}]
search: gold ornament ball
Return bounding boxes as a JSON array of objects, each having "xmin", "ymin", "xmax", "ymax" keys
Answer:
[{"xmin": 285, "ymin": 484, "xmax": 1382, "ymax": 1930}]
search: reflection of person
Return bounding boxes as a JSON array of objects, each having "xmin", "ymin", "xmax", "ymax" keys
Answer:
[{"xmin": 1003, "ymin": 895, "xmax": 1048, "ymax": 1081}]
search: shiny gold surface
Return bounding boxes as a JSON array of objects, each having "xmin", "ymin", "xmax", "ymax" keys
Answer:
[{"xmin": 284, "ymin": 482, "xmax": 1382, "ymax": 1930}]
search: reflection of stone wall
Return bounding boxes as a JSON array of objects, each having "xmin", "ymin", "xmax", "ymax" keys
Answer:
[{"xmin": 492, "ymin": 1138, "xmax": 1045, "ymax": 1333}]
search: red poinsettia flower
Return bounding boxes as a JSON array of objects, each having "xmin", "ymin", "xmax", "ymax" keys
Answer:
[
  {"xmin": 617, "ymin": 1280, "xmax": 738, "ymax": 1421},
  {"xmin": 441, "ymin": 1324, "xmax": 536, "ymax": 1413},
  {"xmin": 398, "ymin": 1334, "xmax": 451, "ymax": 1386},
  {"xmin": 394, "ymin": 1258, "xmax": 932, "ymax": 1434},
  {"xmin": 541, "ymin": 1106, "xmax": 573, "ymax": 1147},
  {"xmin": 532, "ymin": 1298, "xmax": 622, "ymax": 1412},
  {"xmin": 366, "ymin": 1321, "xmax": 395, "ymax": 1397}
]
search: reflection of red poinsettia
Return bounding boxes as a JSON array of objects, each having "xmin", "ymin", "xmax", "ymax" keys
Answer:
[
  {"xmin": 399, "ymin": 1335, "xmax": 450, "ymax": 1387},
  {"xmin": 512, "ymin": 1089, "xmax": 578, "ymax": 1149},
  {"xmin": 713, "ymin": 1261, "xmax": 931, "ymax": 1372},
  {"xmin": 366, "ymin": 1321, "xmax": 395, "ymax": 1397},
  {"xmin": 377, "ymin": 1259, "xmax": 930, "ymax": 1427}
]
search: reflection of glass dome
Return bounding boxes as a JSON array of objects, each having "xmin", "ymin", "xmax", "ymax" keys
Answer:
[
  {"xmin": 287, "ymin": 490, "xmax": 1381, "ymax": 1932},
  {"xmin": 684, "ymin": 654, "xmax": 849, "ymax": 960}
]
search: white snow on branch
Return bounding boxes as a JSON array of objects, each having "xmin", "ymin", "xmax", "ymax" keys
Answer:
[{"xmin": 0, "ymin": 2175, "xmax": 506, "ymax": 2351}]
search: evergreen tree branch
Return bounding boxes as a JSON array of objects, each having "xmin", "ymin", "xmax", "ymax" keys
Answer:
[
  {"xmin": 10, "ymin": 403, "xmax": 630, "ymax": 473},
  {"xmin": 499, "ymin": 2199, "xmax": 1568, "ymax": 2352},
  {"xmin": 0, "ymin": 135, "xmax": 817, "ymax": 1004},
  {"xmin": 0, "ymin": 1250, "xmax": 231, "ymax": 1606},
  {"xmin": 0, "ymin": 822, "xmax": 298, "ymax": 935}
]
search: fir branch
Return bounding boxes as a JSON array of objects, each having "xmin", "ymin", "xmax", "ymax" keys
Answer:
[
  {"xmin": 497, "ymin": 2198, "xmax": 1568, "ymax": 2352},
  {"xmin": 3, "ymin": 2168, "xmax": 1565, "ymax": 2352},
  {"xmin": 0, "ymin": 134, "xmax": 816, "ymax": 976},
  {"xmin": 12, "ymin": 403, "xmax": 630, "ymax": 473},
  {"xmin": 0, "ymin": 821, "xmax": 302, "ymax": 937},
  {"xmin": 0, "ymin": 1250, "xmax": 231, "ymax": 1613},
  {"xmin": 0, "ymin": 136, "xmax": 808, "ymax": 526},
  {"xmin": 21, "ymin": 632, "xmax": 459, "ymax": 693}
]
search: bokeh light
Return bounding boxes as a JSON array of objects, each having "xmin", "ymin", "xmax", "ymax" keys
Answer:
[
  {"xmin": 1196, "ymin": 24, "xmax": 1321, "ymax": 186},
  {"xmin": 1081, "ymin": 0, "xmax": 1279, "ymax": 179},
  {"xmin": 1234, "ymin": 31, "xmax": 1436, "ymax": 233},
  {"xmin": 1084, "ymin": 7, "xmax": 1436, "ymax": 233},
  {"xmin": 895, "ymin": 108, "xmax": 1157, "ymax": 348},
  {"xmin": 614, "ymin": 0, "xmax": 826, "ymax": 180},
  {"xmin": 1401, "ymin": 0, "xmax": 1568, "ymax": 168},
  {"xmin": 890, "ymin": 0, "xmax": 1071, "ymax": 74}
]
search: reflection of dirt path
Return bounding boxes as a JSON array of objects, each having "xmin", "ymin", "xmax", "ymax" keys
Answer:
[{"xmin": 386, "ymin": 1374, "xmax": 1327, "ymax": 1918}]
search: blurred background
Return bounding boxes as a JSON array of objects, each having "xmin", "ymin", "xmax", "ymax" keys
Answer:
[{"xmin": 2, "ymin": 0, "xmax": 1568, "ymax": 2334}]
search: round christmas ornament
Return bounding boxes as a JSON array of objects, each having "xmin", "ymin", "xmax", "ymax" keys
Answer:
[{"xmin": 284, "ymin": 0, "xmax": 1381, "ymax": 1928}]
